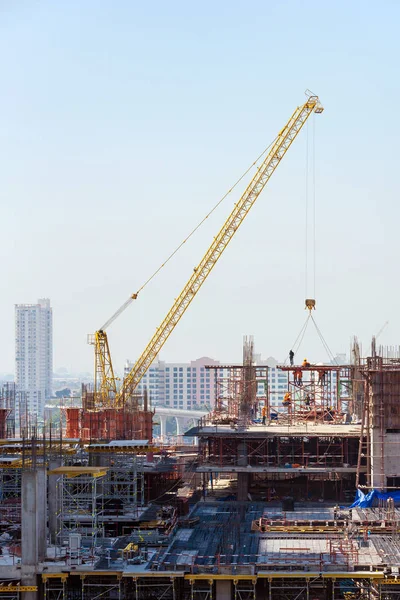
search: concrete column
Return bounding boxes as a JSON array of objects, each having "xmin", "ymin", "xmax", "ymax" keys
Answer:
[
  {"xmin": 48, "ymin": 460, "xmax": 61, "ymax": 545},
  {"xmin": 36, "ymin": 467, "xmax": 47, "ymax": 561},
  {"xmin": 175, "ymin": 417, "xmax": 181, "ymax": 436},
  {"xmin": 159, "ymin": 415, "xmax": 166, "ymax": 440},
  {"xmin": 237, "ymin": 473, "xmax": 249, "ymax": 501},
  {"xmin": 216, "ymin": 580, "xmax": 231, "ymax": 599},
  {"xmin": 237, "ymin": 442, "xmax": 248, "ymax": 466},
  {"xmin": 21, "ymin": 471, "xmax": 38, "ymax": 599},
  {"xmin": 237, "ymin": 441, "xmax": 249, "ymax": 502}
]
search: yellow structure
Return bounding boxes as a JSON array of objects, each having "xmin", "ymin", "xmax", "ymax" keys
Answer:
[{"xmin": 92, "ymin": 94, "xmax": 324, "ymax": 409}]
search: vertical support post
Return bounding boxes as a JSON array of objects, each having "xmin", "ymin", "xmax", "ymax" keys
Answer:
[
  {"xmin": 48, "ymin": 460, "xmax": 61, "ymax": 545},
  {"xmin": 21, "ymin": 469, "xmax": 41, "ymax": 600},
  {"xmin": 237, "ymin": 441, "xmax": 249, "ymax": 502},
  {"xmin": 36, "ymin": 467, "xmax": 47, "ymax": 561}
]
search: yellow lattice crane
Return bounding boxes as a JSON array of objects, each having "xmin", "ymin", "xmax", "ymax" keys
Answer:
[{"xmin": 89, "ymin": 92, "xmax": 324, "ymax": 409}]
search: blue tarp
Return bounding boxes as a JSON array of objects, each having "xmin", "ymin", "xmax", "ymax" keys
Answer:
[{"xmin": 349, "ymin": 488, "xmax": 400, "ymax": 508}]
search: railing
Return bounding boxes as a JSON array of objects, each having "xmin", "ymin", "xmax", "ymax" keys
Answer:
[{"xmin": 151, "ymin": 550, "xmax": 355, "ymax": 574}]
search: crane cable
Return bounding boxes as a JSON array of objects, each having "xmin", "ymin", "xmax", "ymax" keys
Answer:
[
  {"xmin": 312, "ymin": 114, "xmax": 316, "ymax": 299},
  {"xmin": 286, "ymin": 312, "xmax": 337, "ymax": 365},
  {"xmin": 305, "ymin": 117, "xmax": 309, "ymax": 298},
  {"xmin": 310, "ymin": 315, "xmax": 337, "ymax": 365},
  {"xmin": 305, "ymin": 115, "xmax": 317, "ymax": 299},
  {"xmin": 100, "ymin": 135, "xmax": 279, "ymax": 331},
  {"xmin": 288, "ymin": 116, "xmax": 337, "ymax": 365},
  {"xmin": 284, "ymin": 314, "xmax": 311, "ymax": 365}
]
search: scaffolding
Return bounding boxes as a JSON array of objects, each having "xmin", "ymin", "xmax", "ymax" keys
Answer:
[
  {"xmin": 38, "ymin": 573, "xmax": 400, "ymax": 600},
  {"xmin": 278, "ymin": 365, "xmax": 352, "ymax": 425},
  {"xmin": 0, "ymin": 582, "xmax": 38, "ymax": 600},
  {"xmin": 131, "ymin": 576, "xmax": 178, "ymax": 600},
  {"xmin": 54, "ymin": 467, "xmax": 107, "ymax": 557},
  {"xmin": 102, "ymin": 456, "xmax": 145, "ymax": 531},
  {"xmin": 81, "ymin": 575, "xmax": 121, "ymax": 600},
  {"xmin": 234, "ymin": 579, "xmax": 256, "ymax": 600},
  {"xmin": 208, "ymin": 365, "xmax": 268, "ymax": 425},
  {"xmin": 42, "ymin": 575, "xmax": 67, "ymax": 600},
  {"xmin": 0, "ymin": 383, "xmax": 16, "ymax": 438},
  {"xmin": 355, "ymin": 345, "xmax": 400, "ymax": 490}
]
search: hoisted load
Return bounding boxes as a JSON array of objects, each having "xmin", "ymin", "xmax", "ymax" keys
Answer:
[{"xmin": 305, "ymin": 298, "xmax": 316, "ymax": 312}]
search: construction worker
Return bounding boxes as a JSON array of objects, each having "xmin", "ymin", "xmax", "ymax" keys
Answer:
[
  {"xmin": 261, "ymin": 405, "xmax": 267, "ymax": 426},
  {"xmin": 289, "ymin": 350, "xmax": 294, "ymax": 366},
  {"xmin": 297, "ymin": 370, "xmax": 303, "ymax": 386},
  {"xmin": 283, "ymin": 392, "xmax": 291, "ymax": 406},
  {"xmin": 305, "ymin": 394, "xmax": 311, "ymax": 407},
  {"xmin": 303, "ymin": 358, "xmax": 310, "ymax": 368},
  {"xmin": 318, "ymin": 369, "xmax": 325, "ymax": 385},
  {"xmin": 325, "ymin": 406, "xmax": 334, "ymax": 421}
]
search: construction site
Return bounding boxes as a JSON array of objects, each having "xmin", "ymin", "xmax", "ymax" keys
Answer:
[{"xmin": 4, "ymin": 93, "xmax": 400, "ymax": 600}]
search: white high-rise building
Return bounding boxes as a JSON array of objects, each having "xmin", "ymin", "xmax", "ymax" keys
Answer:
[
  {"xmin": 15, "ymin": 298, "xmax": 53, "ymax": 419},
  {"xmin": 124, "ymin": 356, "xmax": 220, "ymax": 410}
]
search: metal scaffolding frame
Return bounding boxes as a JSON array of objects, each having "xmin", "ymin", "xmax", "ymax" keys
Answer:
[
  {"xmin": 279, "ymin": 366, "xmax": 352, "ymax": 425},
  {"xmin": 0, "ymin": 468, "xmax": 21, "ymax": 501},
  {"xmin": 199, "ymin": 434, "xmax": 358, "ymax": 468},
  {"xmin": 132, "ymin": 576, "xmax": 177, "ymax": 600},
  {"xmin": 189, "ymin": 580, "xmax": 213, "ymax": 600},
  {"xmin": 42, "ymin": 575, "xmax": 67, "ymax": 600},
  {"xmin": 208, "ymin": 364, "xmax": 268, "ymax": 425},
  {"xmin": 81, "ymin": 575, "xmax": 121, "ymax": 600},
  {"xmin": 0, "ymin": 582, "xmax": 38, "ymax": 600},
  {"xmin": 55, "ymin": 470, "xmax": 105, "ymax": 554},
  {"xmin": 266, "ymin": 577, "xmax": 329, "ymax": 600},
  {"xmin": 234, "ymin": 579, "xmax": 256, "ymax": 600},
  {"xmin": 0, "ymin": 467, "xmax": 21, "ymax": 531},
  {"xmin": 102, "ymin": 455, "xmax": 145, "ymax": 520},
  {"xmin": 331, "ymin": 577, "xmax": 375, "ymax": 599}
]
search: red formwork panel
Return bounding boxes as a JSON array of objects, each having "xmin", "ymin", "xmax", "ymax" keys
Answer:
[
  {"xmin": 65, "ymin": 406, "xmax": 153, "ymax": 442},
  {"xmin": 64, "ymin": 408, "xmax": 81, "ymax": 439}
]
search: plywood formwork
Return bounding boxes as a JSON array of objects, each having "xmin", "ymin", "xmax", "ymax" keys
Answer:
[{"xmin": 63, "ymin": 406, "xmax": 153, "ymax": 442}]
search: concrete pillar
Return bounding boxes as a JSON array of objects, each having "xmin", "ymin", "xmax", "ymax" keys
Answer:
[
  {"xmin": 216, "ymin": 580, "xmax": 231, "ymax": 599},
  {"xmin": 48, "ymin": 460, "xmax": 61, "ymax": 544},
  {"xmin": 36, "ymin": 467, "xmax": 47, "ymax": 561},
  {"xmin": 21, "ymin": 471, "xmax": 38, "ymax": 599},
  {"xmin": 237, "ymin": 442, "xmax": 248, "ymax": 466},
  {"xmin": 237, "ymin": 472, "xmax": 249, "ymax": 501},
  {"xmin": 159, "ymin": 415, "xmax": 166, "ymax": 440},
  {"xmin": 175, "ymin": 417, "xmax": 181, "ymax": 436},
  {"xmin": 237, "ymin": 441, "xmax": 249, "ymax": 501},
  {"xmin": 371, "ymin": 430, "xmax": 384, "ymax": 489}
]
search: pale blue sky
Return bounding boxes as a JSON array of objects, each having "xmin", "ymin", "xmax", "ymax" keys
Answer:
[{"xmin": 1, "ymin": 1, "xmax": 400, "ymax": 373}]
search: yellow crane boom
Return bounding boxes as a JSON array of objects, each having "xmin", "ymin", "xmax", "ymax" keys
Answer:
[{"xmin": 115, "ymin": 93, "xmax": 323, "ymax": 406}]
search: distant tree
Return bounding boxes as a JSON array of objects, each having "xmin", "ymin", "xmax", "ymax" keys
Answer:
[{"xmin": 55, "ymin": 388, "xmax": 71, "ymax": 398}]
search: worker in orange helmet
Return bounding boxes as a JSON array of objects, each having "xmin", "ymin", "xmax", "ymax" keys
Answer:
[
  {"xmin": 297, "ymin": 370, "xmax": 303, "ymax": 386},
  {"xmin": 283, "ymin": 392, "xmax": 291, "ymax": 406},
  {"xmin": 261, "ymin": 405, "xmax": 267, "ymax": 426},
  {"xmin": 302, "ymin": 358, "xmax": 310, "ymax": 368}
]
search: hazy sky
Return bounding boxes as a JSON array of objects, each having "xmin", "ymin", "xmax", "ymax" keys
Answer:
[{"xmin": 2, "ymin": 1, "xmax": 399, "ymax": 375}]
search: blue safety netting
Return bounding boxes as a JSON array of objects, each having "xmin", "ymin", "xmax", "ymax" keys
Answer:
[{"xmin": 349, "ymin": 488, "xmax": 400, "ymax": 508}]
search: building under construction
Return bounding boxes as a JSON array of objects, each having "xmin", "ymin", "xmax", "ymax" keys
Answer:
[
  {"xmin": 4, "ymin": 94, "xmax": 400, "ymax": 598},
  {"xmin": 1, "ymin": 339, "xmax": 400, "ymax": 598}
]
